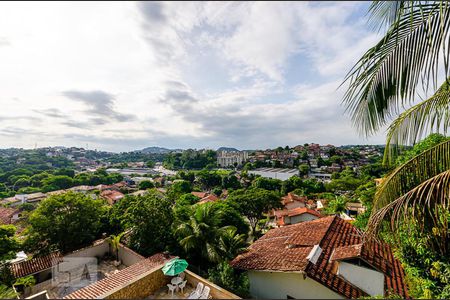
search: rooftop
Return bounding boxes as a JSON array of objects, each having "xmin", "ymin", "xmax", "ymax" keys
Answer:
[
  {"xmin": 0, "ymin": 207, "xmax": 20, "ymax": 224},
  {"xmin": 231, "ymin": 216, "xmax": 408, "ymax": 298},
  {"xmin": 65, "ymin": 255, "xmax": 240, "ymax": 299}
]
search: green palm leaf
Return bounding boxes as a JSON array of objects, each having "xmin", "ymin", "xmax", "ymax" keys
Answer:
[
  {"xmin": 367, "ymin": 169, "xmax": 450, "ymax": 254},
  {"xmin": 373, "ymin": 140, "xmax": 450, "ymax": 213},
  {"xmin": 343, "ymin": 1, "xmax": 450, "ymax": 136},
  {"xmin": 384, "ymin": 79, "xmax": 450, "ymax": 163}
]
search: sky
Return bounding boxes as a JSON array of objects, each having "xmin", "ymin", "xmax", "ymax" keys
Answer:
[{"xmin": 0, "ymin": 1, "xmax": 388, "ymax": 152}]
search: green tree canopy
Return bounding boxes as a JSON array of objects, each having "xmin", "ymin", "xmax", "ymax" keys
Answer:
[{"xmin": 24, "ymin": 192, "xmax": 106, "ymax": 254}]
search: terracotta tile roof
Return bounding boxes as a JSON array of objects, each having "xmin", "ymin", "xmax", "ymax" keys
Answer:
[
  {"xmin": 0, "ymin": 207, "xmax": 19, "ymax": 224},
  {"xmin": 64, "ymin": 253, "xmax": 172, "ymax": 299},
  {"xmin": 11, "ymin": 252, "xmax": 63, "ymax": 278},
  {"xmin": 101, "ymin": 190, "xmax": 124, "ymax": 205},
  {"xmin": 281, "ymin": 193, "xmax": 307, "ymax": 205},
  {"xmin": 287, "ymin": 207, "xmax": 322, "ymax": 218},
  {"xmin": 197, "ymin": 194, "xmax": 219, "ymax": 205},
  {"xmin": 231, "ymin": 216, "xmax": 408, "ymax": 298},
  {"xmin": 191, "ymin": 191, "xmax": 208, "ymax": 198}
]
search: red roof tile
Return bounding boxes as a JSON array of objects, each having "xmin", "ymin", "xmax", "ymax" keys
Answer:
[
  {"xmin": 197, "ymin": 194, "xmax": 219, "ymax": 205},
  {"xmin": 11, "ymin": 252, "xmax": 63, "ymax": 278},
  {"xmin": 231, "ymin": 216, "xmax": 408, "ymax": 298},
  {"xmin": 281, "ymin": 193, "xmax": 307, "ymax": 205},
  {"xmin": 64, "ymin": 253, "xmax": 172, "ymax": 299},
  {"xmin": 0, "ymin": 207, "xmax": 19, "ymax": 224},
  {"xmin": 191, "ymin": 191, "xmax": 208, "ymax": 198},
  {"xmin": 287, "ymin": 207, "xmax": 322, "ymax": 218}
]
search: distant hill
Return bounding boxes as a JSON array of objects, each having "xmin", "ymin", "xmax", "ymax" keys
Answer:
[
  {"xmin": 137, "ymin": 147, "xmax": 174, "ymax": 154},
  {"xmin": 217, "ymin": 147, "xmax": 240, "ymax": 152}
]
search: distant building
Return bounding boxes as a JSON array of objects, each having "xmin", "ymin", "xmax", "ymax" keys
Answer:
[
  {"xmin": 0, "ymin": 207, "xmax": 21, "ymax": 224},
  {"xmin": 248, "ymin": 168, "xmax": 299, "ymax": 181},
  {"xmin": 217, "ymin": 150, "xmax": 248, "ymax": 167}
]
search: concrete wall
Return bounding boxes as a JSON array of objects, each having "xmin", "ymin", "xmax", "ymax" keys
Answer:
[
  {"xmin": 65, "ymin": 240, "xmax": 110, "ymax": 259},
  {"xmin": 248, "ymin": 271, "xmax": 343, "ymax": 299},
  {"xmin": 105, "ymin": 268, "xmax": 169, "ymax": 299},
  {"xmin": 118, "ymin": 245, "xmax": 145, "ymax": 267},
  {"xmin": 103, "ymin": 268, "xmax": 240, "ymax": 299},
  {"xmin": 337, "ymin": 261, "xmax": 384, "ymax": 296},
  {"xmin": 184, "ymin": 269, "xmax": 241, "ymax": 299}
]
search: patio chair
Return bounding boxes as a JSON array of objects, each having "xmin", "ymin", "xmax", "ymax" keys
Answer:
[
  {"xmin": 187, "ymin": 282, "xmax": 204, "ymax": 299},
  {"xmin": 179, "ymin": 280, "xmax": 187, "ymax": 294},
  {"xmin": 179, "ymin": 272, "xmax": 186, "ymax": 280},
  {"xmin": 167, "ymin": 283, "xmax": 176, "ymax": 297},
  {"xmin": 199, "ymin": 286, "xmax": 210, "ymax": 299}
]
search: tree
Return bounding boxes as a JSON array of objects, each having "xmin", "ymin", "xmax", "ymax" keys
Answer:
[
  {"xmin": 208, "ymin": 262, "xmax": 250, "ymax": 298},
  {"xmin": 107, "ymin": 232, "xmax": 124, "ymax": 262},
  {"xmin": 138, "ymin": 180, "xmax": 154, "ymax": 190},
  {"xmin": 218, "ymin": 227, "xmax": 248, "ymax": 261},
  {"xmin": 325, "ymin": 196, "xmax": 348, "ymax": 215},
  {"xmin": 167, "ymin": 180, "xmax": 192, "ymax": 201},
  {"xmin": 146, "ymin": 160, "xmax": 155, "ymax": 168},
  {"xmin": 24, "ymin": 192, "xmax": 105, "ymax": 254},
  {"xmin": 298, "ymin": 164, "xmax": 309, "ymax": 176},
  {"xmin": 0, "ymin": 225, "xmax": 19, "ymax": 261},
  {"xmin": 342, "ymin": 3, "xmax": 450, "ymax": 297},
  {"xmin": 0, "ymin": 285, "xmax": 16, "ymax": 299},
  {"xmin": 213, "ymin": 202, "xmax": 249, "ymax": 236},
  {"xmin": 251, "ymin": 177, "xmax": 282, "ymax": 191},
  {"xmin": 342, "ymin": 1, "xmax": 450, "ymax": 237},
  {"xmin": 126, "ymin": 192, "xmax": 173, "ymax": 256},
  {"xmin": 227, "ymin": 188, "xmax": 281, "ymax": 236},
  {"xmin": 175, "ymin": 203, "xmax": 231, "ymax": 266}
]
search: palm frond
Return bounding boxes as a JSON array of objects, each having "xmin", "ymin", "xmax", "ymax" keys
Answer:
[
  {"xmin": 342, "ymin": 1, "xmax": 450, "ymax": 136},
  {"xmin": 366, "ymin": 169, "xmax": 450, "ymax": 254},
  {"xmin": 384, "ymin": 78, "xmax": 450, "ymax": 163},
  {"xmin": 374, "ymin": 140, "xmax": 450, "ymax": 211},
  {"xmin": 367, "ymin": 1, "xmax": 408, "ymax": 31}
]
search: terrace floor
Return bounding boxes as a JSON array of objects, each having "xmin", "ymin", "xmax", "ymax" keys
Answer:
[
  {"xmin": 147, "ymin": 284, "xmax": 196, "ymax": 299},
  {"xmin": 45, "ymin": 259, "xmax": 127, "ymax": 299}
]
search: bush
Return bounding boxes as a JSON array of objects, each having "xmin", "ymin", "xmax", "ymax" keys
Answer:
[{"xmin": 208, "ymin": 262, "xmax": 250, "ymax": 298}]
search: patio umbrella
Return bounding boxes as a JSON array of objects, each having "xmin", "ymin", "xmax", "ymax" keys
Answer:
[{"xmin": 162, "ymin": 258, "xmax": 188, "ymax": 276}]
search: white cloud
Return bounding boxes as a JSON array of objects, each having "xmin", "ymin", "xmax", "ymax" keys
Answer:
[{"xmin": 0, "ymin": 1, "xmax": 386, "ymax": 152}]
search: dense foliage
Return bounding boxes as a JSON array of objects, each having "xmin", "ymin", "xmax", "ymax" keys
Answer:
[
  {"xmin": 163, "ymin": 149, "xmax": 216, "ymax": 170},
  {"xmin": 24, "ymin": 192, "xmax": 106, "ymax": 254}
]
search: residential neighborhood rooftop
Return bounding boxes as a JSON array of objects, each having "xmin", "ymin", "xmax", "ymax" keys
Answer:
[{"xmin": 231, "ymin": 216, "xmax": 408, "ymax": 298}]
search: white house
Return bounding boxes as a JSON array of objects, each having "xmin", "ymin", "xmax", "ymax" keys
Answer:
[{"xmin": 231, "ymin": 216, "xmax": 408, "ymax": 299}]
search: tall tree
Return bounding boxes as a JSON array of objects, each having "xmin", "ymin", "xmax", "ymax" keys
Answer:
[
  {"xmin": 175, "ymin": 203, "xmax": 232, "ymax": 266},
  {"xmin": 24, "ymin": 192, "xmax": 106, "ymax": 254},
  {"xmin": 227, "ymin": 188, "xmax": 281, "ymax": 236}
]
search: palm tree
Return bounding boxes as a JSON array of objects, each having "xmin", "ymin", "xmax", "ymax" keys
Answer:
[
  {"xmin": 175, "ymin": 203, "xmax": 233, "ymax": 264},
  {"xmin": 0, "ymin": 285, "xmax": 16, "ymax": 299},
  {"xmin": 107, "ymin": 232, "xmax": 124, "ymax": 262},
  {"xmin": 218, "ymin": 227, "xmax": 248, "ymax": 261},
  {"xmin": 342, "ymin": 1, "xmax": 450, "ymax": 254}
]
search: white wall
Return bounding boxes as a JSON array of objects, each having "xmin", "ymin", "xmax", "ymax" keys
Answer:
[
  {"xmin": 337, "ymin": 261, "xmax": 384, "ymax": 297},
  {"xmin": 248, "ymin": 271, "xmax": 343, "ymax": 299},
  {"xmin": 290, "ymin": 213, "xmax": 318, "ymax": 224}
]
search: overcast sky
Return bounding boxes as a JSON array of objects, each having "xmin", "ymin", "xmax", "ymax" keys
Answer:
[{"xmin": 0, "ymin": 1, "xmax": 388, "ymax": 152}]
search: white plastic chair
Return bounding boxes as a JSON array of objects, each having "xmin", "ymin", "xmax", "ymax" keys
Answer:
[
  {"xmin": 179, "ymin": 280, "xmax": 187, "ymax": 294},
  {"xmin": 167, "ymin": 283, "xmax": 176, "ymax": 297},
  {"xmin": 179, "ymin": 271, "xmax": 186, "ymax": 280},
  {"xmin": 199, "ymin": 286, "xmax": 210, "ymax": 299},
  {"xmin": 188, "ymin": 282, "xmax": 204, "ymax": 299}
]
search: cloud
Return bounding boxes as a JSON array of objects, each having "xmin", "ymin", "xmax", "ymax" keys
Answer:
[
  {"xmin": 62, "ymin": 90, "xmax": 136, "ymax": 122},
  {"xmin": 0, "ymin": 37, "xmax": 10, "ymax": 47},
  {"xmin": 33, "ymin": 108, "xmax": 65, "ymax": 118}
]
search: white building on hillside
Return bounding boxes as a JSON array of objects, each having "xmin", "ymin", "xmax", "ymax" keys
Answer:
[
  {"xmin": 248, "ymin": 168, "xmax": 299, "ymax": 181},
  {"xmin": 217, "ymin": 150, "xmax": 248, "ymax": 167}
]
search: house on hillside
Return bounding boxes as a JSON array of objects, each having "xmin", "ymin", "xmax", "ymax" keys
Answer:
[
  {"xmin": 0, "ymin": 207, "xmax": 21, "ymax": 224},
  {"xmin": 270, "ymin": 193, "xmax": 322, "ymax": 226},
  {"xmin": 231, "ymin": 216, "xmax": 408, "ymax": 299},
  {"xmin": 100, "ymin": 190, "xmax": 124, "ymax": 205}
]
